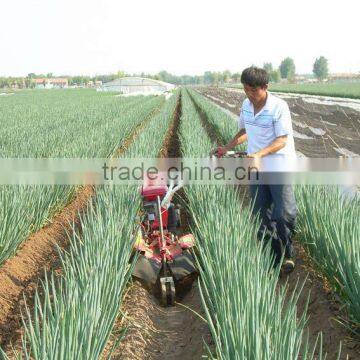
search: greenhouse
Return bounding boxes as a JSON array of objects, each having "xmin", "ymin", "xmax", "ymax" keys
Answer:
[{"xmin": 99, "ymin": 77, "xmax": 175, "ymax": 94}]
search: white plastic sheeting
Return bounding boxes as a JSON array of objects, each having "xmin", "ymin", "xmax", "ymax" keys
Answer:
[{"xmin": 99, "ymin": 77, "xmax": 175, "ymax": 94}]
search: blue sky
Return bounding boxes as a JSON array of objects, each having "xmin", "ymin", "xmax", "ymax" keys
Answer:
[{"xmin": 1, "ymin": 0, "xmax": 359, "ymax": 76}]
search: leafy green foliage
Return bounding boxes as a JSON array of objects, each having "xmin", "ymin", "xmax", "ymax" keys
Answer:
[
  {"xmin": 279, "ymin": 57, "xmax": 296, "ymax": 81},
  {"xmin": 313, "ymin": 56, "xmax": 329, "ymax": 81}
]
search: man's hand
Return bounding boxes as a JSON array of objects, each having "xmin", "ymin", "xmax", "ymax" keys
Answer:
[
  {"xmin": 210, "ymin": 146, "xmax": 228, "ymax": 157},
  {"xmin": 217, "ymin": 146, "xmax": 228, "ymax": 157}
]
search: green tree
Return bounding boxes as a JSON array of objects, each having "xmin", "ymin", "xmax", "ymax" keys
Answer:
[
  {"xmin": 269, "ymin": 69, "xmax": 281, "ymax": 83},
  {"xmin": 203, "ymin": 71, "xmax": 214, "ymax": 85},
  {"xmin": 70, "ymin": 76, "xmax": 90, "ymax": 86},
  {"xmin": 222, "ymin": 70, "xmax": 231, "ymax": 83},
  {"xmin": 279, "ymin": 57, "xmax": 296, "ymax": 80},
  {"xmin": 194, "ymin": 75, "xmax": 203, "ymax": 84},
  {"xmin": 25, "ymin": 78, "xmax": 33, "ymax": 88},
  {"xmin": 263, "ymin": 63, "xmax": 273, "ymax": 73},
  {"xmin": 231, "ymin": 72, "xmax": 241, "ymax": 83},
  {"xmin": 313, "ymin": 56, "xmax": 328, "ymax": 81},
  {"xmin": 116, "ymin": 70, "xmax": 126, "ymax": 78},
  {"xmin": 213, "ymin": 72, "xmax": 220, "ymax": 86}
]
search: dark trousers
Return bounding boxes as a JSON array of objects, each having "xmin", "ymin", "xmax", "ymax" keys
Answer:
[{"xmin": 249, "ymin": 184, "xmax": 297, "ymax": 265}]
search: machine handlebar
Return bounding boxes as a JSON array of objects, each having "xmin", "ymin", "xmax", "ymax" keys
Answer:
[{"xmin": 210, "ymin": 150, "xmax": 248, "ymax": 158}]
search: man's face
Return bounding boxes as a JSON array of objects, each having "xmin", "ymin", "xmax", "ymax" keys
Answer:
[{"xmin": 243, "ymin": 84, "xmax": 268, "ymax": 105}]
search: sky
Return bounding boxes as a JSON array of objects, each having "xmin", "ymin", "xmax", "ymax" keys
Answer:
[{"xmin": 1, "ymin": 0, "xmax": 359, "ymax": 77}]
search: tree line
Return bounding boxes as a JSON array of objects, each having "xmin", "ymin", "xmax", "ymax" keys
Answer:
[
  {"xmin": 0, "ymin": 56, "xmax": 329, "ymax": 88},
  {"xmin": 268, "ymin": 56, "xmax": 328, "ymax": 82}
]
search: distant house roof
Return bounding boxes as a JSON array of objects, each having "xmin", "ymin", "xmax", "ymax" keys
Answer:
[
  {"xmin": 33, "ymin": 78, "xmax": 68, "ymax": 84},
  {"xmin": 329, "ymin": 73, "xmax": 360, "ymax": 79},
  {"xmin": 33, "ymin": 78, "xmax": 46, "ymax": 84}
]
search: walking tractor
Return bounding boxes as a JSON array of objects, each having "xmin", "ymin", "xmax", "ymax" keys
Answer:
[{"xmin": 132, "ymin": 177, "xmax": 198, "ymax": 306}]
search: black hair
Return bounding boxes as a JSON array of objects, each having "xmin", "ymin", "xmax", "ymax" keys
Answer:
[{"xmin": 241, "ymin": 67, "xmax": 269, "ymax": 87}]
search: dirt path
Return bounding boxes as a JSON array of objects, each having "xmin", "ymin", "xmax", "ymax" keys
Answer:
[
  {"xmin": 0, "ymin": 102, "xmax": 165, "ymax": 355},
  {"xmin": 188, "ymin": 90, "xmax": 222, "ymax": 146},
  {"xmin": 189, "ymin": 90, "xmax": 360, "ymax": 359},
  {"xmin": 160, "ymin": 92, "xmax": 182, "ymax": 158},
  {"xmin": 281, "ymin": 244, "xmax": 360, "ymax": 359},
  {"xmin": 103, "ymin": 281, "xmax": 211, "ymax": 360},
  {"xmin": 102, "ymin": 92, "xmax": 213, "ymax": 359}
]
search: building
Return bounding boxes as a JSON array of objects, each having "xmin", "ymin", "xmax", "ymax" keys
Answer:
[
  {"xmin": 100, "ymin": 77, "xmax": 175, "ymax": 94},
  {"xmin": 328, "ymin": 73, "xmax": 360, "ymax": 81},
  {"xmin": 84, "ymin": 80, "xmax": 103, "ymax": 88},
  {"xmin": 34, "ymin": 78, "xmax": 68, "ymax": 89}
]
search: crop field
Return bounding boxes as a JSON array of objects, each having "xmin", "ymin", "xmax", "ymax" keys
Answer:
[
  {"xmin": 0, "ymin": 90, "xmax": 164, "ymax": 264},
  {"xmin": 227, "ymin": 82, "xmax": 360, "ymax": 99},
  {"xmin": 0, "ymin": 88, "xmax": 359, "ymax": 359}
]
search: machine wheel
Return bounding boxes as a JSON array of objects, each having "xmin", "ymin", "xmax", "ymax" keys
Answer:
[
  {"xmin": 160, "ymin": 276, "xmax": 175, "ymax": 306},
  {"xmin": 175, "ymin": 208, "xmax": 181, "ymax": 227},
  {"xmin": 167, "ymin": 204, "xmax": 178, "ymax": 231}
]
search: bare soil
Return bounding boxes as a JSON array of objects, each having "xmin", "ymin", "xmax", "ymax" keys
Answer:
[
  {"xmin": 159, "ymin": 92, "xmax": 182, "ymax": 158},
  {"xmin": 197, "ymin": 86, "xmax": 360, "ymax": 157},
  {"xmin": 103, "ymin": 281, "xmax": 212, "ymax": 360},
  {"xmin": 281, "ymin": 244, "xmax": 360, "ymax": 359}
]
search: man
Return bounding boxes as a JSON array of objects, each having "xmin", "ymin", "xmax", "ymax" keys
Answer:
[{"xmin": 216, "ymin": 66, "xmax": 297, "ymax": 273}]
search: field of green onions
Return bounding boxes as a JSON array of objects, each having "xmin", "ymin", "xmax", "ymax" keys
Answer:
[
  {"xmin": 0, "ymin": 90, "xmax": 178, "ymax": 358},
  {"xmin": 0, "ymin": 89, "xmax": 164, "ymax": 264},
  {"xmin": 0, "ymin": 88, "xmax": 359, "ymax": 359},
  {"xmin": 226, "ymin": 82, "xmax": 360, "ymax": 99},
  {"xmin": 296, "ymin": 187, "xmax": 360, "ymax": 332},
  {"xmin": 187, "ymin": 88, "xmax": 360, "ymax": 355}
]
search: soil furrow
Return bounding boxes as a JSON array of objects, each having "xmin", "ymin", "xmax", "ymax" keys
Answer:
[
  {"xmin": 188, "ymin": 90, "xmax": 223, "ymax": 146},
  {"xmin": 0, "ymin": 101, "xmax": 165, "ymax": 354},
  {"xmin": 159, "ymin": 92, "xmax": 182, "ymax": 158},
  {"xmin": 103, "ymin": 92, "xmax": 213, "ymax": 360}
]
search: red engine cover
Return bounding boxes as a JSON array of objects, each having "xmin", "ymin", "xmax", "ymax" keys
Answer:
[
  {"xmin": 141, "ymin": 185, "xmax": 169, "ymax": 229},
  {"xmin": 141, "ymin": 185, "xmax": 167, "ymax": 201}
]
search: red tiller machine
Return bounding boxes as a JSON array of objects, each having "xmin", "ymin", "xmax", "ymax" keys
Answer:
[{"xmin": 132, "ymin": 176, "xmax": 198, "ymax": 306}]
